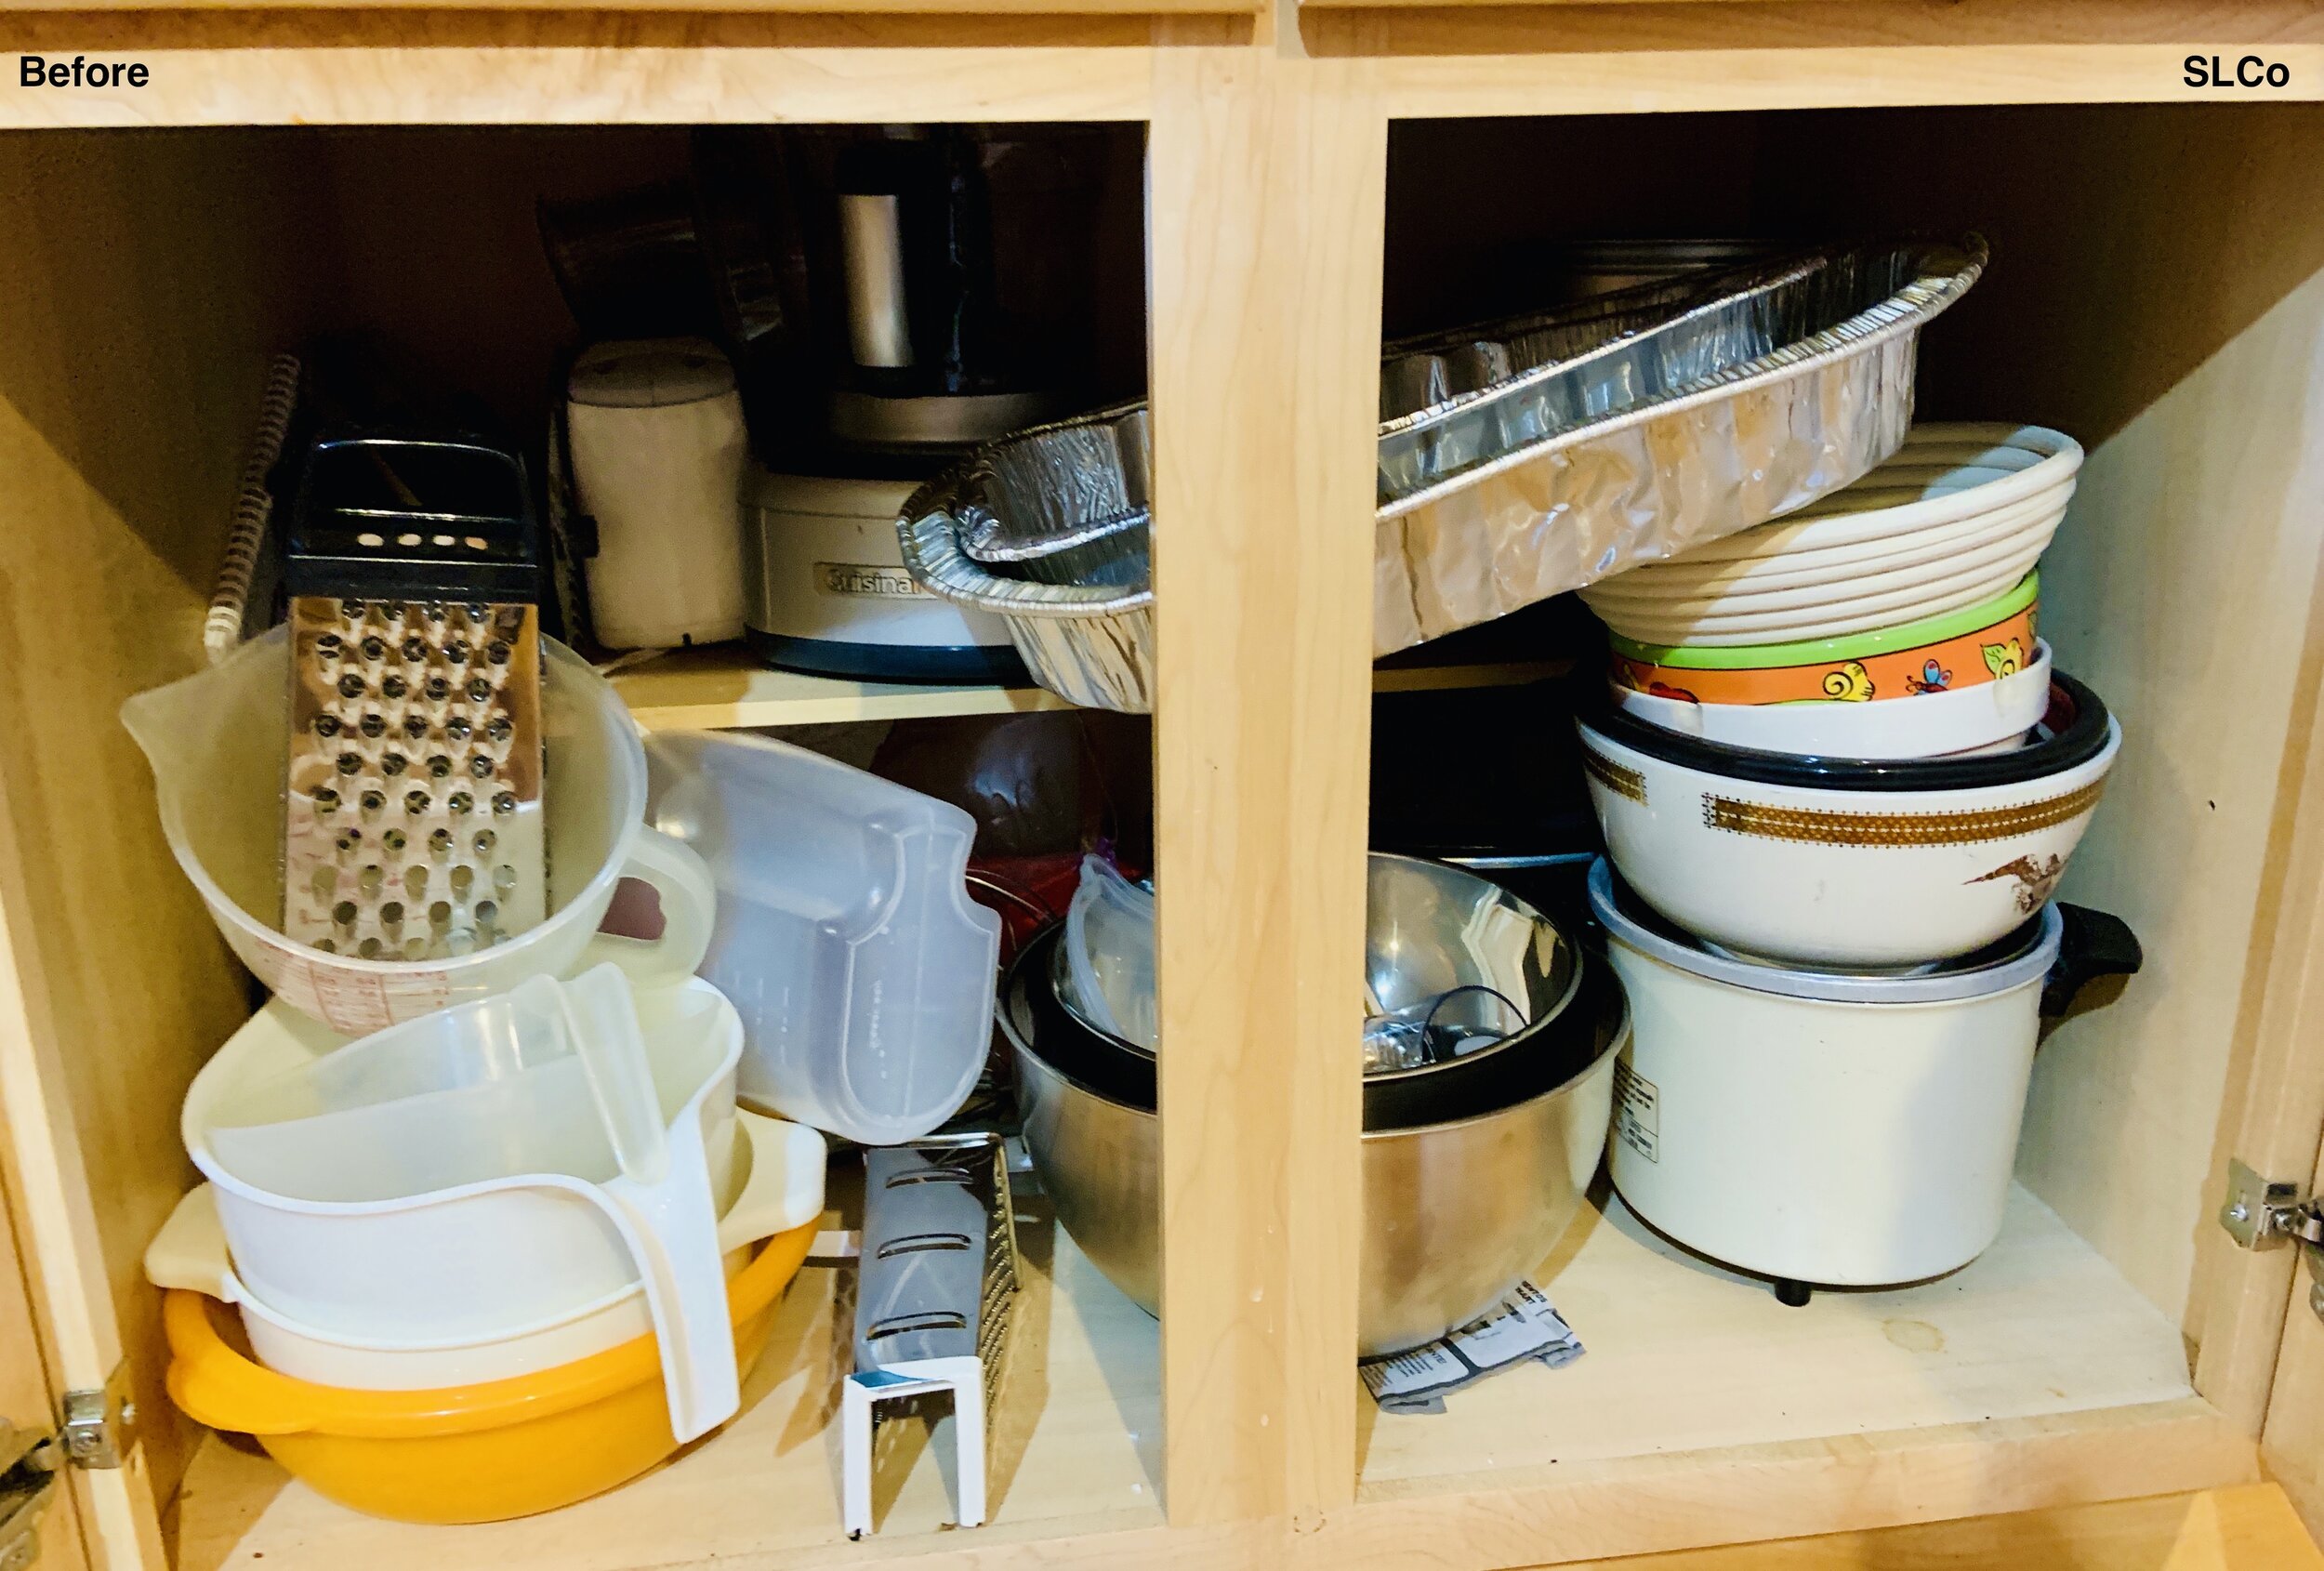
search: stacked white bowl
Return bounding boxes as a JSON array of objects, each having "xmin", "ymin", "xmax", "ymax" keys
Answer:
[
  {"xmin": 1581, "ymin": 424, "xmax": 2079, "ymax": 762},
  {"xmin": 1570, "ymin": 423, "xmax": 2142, "ymax": 1299}
]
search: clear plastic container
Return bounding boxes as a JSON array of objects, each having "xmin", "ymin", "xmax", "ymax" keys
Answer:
[
  {"xmin": 644, "ymin": 732, "xmax": 1002, "ymax": 1145},
  {"xmin": 1060, "ymin": 854, "xmax": 1156, "ymax": 1049}
]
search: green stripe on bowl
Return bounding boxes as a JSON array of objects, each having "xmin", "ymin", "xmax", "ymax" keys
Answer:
[{"xmin": 1608, "ymin": 572, "xmax": 2040, "ymax": 670}]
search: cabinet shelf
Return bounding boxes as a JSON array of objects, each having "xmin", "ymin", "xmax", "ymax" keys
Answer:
[
  {"xmin": 609, "ymin": 648, "xmax": 1574, "ymax": 731},
  {"xmin": 175, "ymin": 1181, "xmax": 2243, "ymax": 1571},
  {"xmin": 177, "ymin": 1192, "xmax": 1166, "ymax": 1571},
  {"xmin": 1360, "ymin": 1184, "xmax": 2199, "ymax": 1494}
]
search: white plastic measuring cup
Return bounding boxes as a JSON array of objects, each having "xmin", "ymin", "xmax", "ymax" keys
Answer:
[
  {"xmin": 147, "ymin": 1108, "xmax": 825, "ymax": 1392},
  {"xmin": 123, "ymin": 627, "xmax": 716, "ymax": 1036},
  {"xmin": 201, "ymin": 971, "xmax": 748, "ymax": 1450},
  {"xmin": 190, "ymin": 975, "xmax": 744, "ymax": 1400}
]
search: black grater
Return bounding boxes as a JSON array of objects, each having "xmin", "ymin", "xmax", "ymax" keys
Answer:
[{"xmin": 282, "ymin": 434, "xmax": 548, "ymax": 960}]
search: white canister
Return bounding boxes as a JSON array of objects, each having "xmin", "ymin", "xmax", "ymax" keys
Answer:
[
  {"xmin": 742, "ymin": 465, "xmax": 1024, "ymax": 682},
  {"xmin": 1589, "ymin": 860, "xmax": 2139, "ymax": 1289},
  {"xmin": 567, "ymin": 337, "xmax": 750, "ymax": 650}
]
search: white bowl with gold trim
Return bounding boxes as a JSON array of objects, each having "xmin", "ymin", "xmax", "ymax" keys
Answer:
[{"xmin": 1577, "ymin": 674, "xmax": 2121, "ymax": 969}]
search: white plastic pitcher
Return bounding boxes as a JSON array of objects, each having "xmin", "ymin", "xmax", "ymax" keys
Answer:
[
  {"xmin": 643, "ymin": 731, "xmax": 1000, "ymax": 1145},
  {"xmin": 193, "ymin": 968, "xmax": 746, "ymax": 1439},
  {"xmin": 123, "ymin": 628, "xmax": 716, "ymax": 1036},
  {"xmin": 147, "ymin": 1108, "xmax": 826, "ymax": 1392},
  {"xmin": 187, "ymin": 983, "xmax": 738, "ymax": 1319}
]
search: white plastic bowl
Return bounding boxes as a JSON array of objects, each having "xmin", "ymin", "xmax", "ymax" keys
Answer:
[
  {"xmin": 145, "ymin": 1109, "xmax": 825, "ymax": 1390},
  {"xmin": 183, "ymin": 981, "xmax": 746, "ymax": 1343},
  {"xmin": 122, "ymin": 628, "xmax": 716, "ymax": 1036},
  {"xmin": 1611, "ymin": 642, "xmax": 2054, "ymax": 759},
  {"xmin": 1578, "ymin": 675, "xmax": 2121, "ymax": 968}
]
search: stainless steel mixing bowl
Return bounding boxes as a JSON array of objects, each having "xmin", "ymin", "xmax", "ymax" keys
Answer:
[{"xmin": 1002, "ymin": 920, "xmax": 1626, "ymax": 1357}]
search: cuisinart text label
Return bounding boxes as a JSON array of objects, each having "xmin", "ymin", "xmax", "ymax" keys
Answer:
[
  {"xmin": 815, "ymin": 562, "xmax": 930, "ymax": 600},
  {"xmin": 1614, "ymin": 1059, "xmax": 1659, "ymax": 1164},
  {"xmin": 20, "ymin": 55, "xmax": 151, "ymax": 87}
]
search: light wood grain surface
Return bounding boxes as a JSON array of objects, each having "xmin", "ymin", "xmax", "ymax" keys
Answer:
[
  {"xmin": 1363, "ymin": 1186, "xmax": 2200, "ymax": 1492},
  {"xmin": 0, "ymin": 4, "xmax": 2317, "ymax": 127},
  {"xmin": 1144, "ymin": 20, "xmax": 1382, "ymax": 1527},
  {"xmin": 1565, "ymin": 1483, "xmax": 2323, "ymax": 1570},
  {"xmin": 169, "ymin": 1180, "xmax": 2260, "ymax": 1571},
  {"xmin": 2012, "ymin": 173, "xmax": 2324, "ymax": 1353},
  {"xmin": 0, "ymin": 1160, "xmax": 91, "ymax": 1571},
  {"xmin": 0, "ymin": 131, "xmax": 313, "ymax": 1571}
]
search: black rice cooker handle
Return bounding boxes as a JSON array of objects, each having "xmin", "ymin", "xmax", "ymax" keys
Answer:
[{"xmin": 2041, "ymin": 904, "xmax": 2144, "ymax": 1018}]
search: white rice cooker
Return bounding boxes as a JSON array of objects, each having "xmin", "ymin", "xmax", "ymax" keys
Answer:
[
  {"xmin": 742, "ymin": 463, "xmax": 1027, "ymax": 683},
  {"xmin": 1587, "ymin": 859, "xmax": 2141, "ymax": 1300}
]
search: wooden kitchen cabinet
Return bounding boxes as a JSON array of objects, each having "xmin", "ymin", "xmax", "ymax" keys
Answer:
[{"xmin": 3, "ymin": 5, "xmax": 2324, "ymax": 1571}]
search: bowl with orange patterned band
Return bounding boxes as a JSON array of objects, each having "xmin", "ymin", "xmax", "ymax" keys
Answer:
[
  {"xmin": 1609, "ymin": 573, "xmax": 2038, "ymax": 709},
  {"xmin": 1613, "ymin": 641, "xmax": 2051, "ymax": 759}
]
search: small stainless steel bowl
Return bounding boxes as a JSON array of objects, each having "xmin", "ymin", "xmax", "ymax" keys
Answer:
[
  {"xmin": 1004, "ymin": 920, "xmax": 1627, "ymax": 1357},
  {"xmin": 1051, "ymin": 853, "xmax": 1585, "ymax": 1124}
]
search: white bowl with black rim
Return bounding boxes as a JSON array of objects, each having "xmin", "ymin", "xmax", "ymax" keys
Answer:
[{"xmin": 1576, "ymin": 673, "xmax": 2122, "ymax": 970}]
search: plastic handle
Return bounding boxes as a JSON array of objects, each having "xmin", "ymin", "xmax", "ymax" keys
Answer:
[
  {"xmin": 596, "ymin": 1101, "xmax": 740, "ymax": 1443},
  {"xmin": 2041, "ymin": 903, "xmax": 2145, "ymax": 1018},
  {"xmin": 560, "ymin": 964, "xmax": 668, "ymax": 1184},
  {"xmin": 581, "ymin": 825, "xmax": 718, "ymax": 986}
]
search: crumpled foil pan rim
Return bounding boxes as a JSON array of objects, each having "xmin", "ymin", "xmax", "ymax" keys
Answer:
[
  {"xmin": 899, "ymin": 510, "xmax": 1155, "ymax": 619},
  {"xmin": 958, "ymin": 500, "xmax": 1152, "ymax": 564},
  {"xmin": 1376, "ymin": 251, "xmax": 1830, "ymax": 440},
  {"xmin": 1376, "ymin": 236, "xmax": 1988, "ymax": 521}
]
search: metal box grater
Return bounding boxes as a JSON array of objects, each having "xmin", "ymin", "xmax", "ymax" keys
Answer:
[{"xmin": 282, "ymin": 435, "xmax": 548, "ymax": 960}]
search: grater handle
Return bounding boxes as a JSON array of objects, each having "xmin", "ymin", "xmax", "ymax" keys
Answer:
[{"xmin": 582, "ymin": 825, "xmax": 718, "ymax": 986}]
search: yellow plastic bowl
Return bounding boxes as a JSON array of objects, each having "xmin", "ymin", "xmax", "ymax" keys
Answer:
[{"xmin": 164, "ymin": 1221, "xmax": 815, "ymax": 1525}]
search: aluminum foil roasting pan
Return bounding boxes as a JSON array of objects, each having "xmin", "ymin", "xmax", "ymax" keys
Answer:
[
  {"xmin": 899, "ymin": 238, "xmax": 1987, "ymax": 713},
  {"xmin": 1374, "ymin": 237, "xmax": 1986, "ymax": 652},
  {"xmin": 898, "ymin": 405, "xmax": 1156, "ymax": 713}
]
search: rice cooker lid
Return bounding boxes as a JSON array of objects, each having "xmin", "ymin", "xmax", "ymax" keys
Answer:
[
  {"xmin": 567, "ymin": 337, "xmax": 737, "ymax": 408},
  {"xmin": 1586, "ymin": 858, "xmax": 2061, "ymax": 1003}
]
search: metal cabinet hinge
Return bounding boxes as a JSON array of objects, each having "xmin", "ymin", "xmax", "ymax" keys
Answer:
[
  {"xmin": 58, "ymin": 1365, "xmax": 136, "ymax": 1472},
  {"xmin": 2219, "ymin": 1158, "xmax": 2322, "ymax": 1249},
  {"xmin": 0, "ymin": 1423, "xmax": 62, "ymax": 1571},
  {"xmin": 2220, "ymin": 1158, "xmax": 2324, "ymax": 1326}
]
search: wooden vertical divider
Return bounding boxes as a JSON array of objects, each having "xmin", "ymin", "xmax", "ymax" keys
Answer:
[{"xmin": 1144, "ymin": 25, "xmax": 1386, "ymax": 1533}]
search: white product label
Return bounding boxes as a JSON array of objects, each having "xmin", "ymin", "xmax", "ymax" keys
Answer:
[
  {"xmin": 816, "ymin": 562, "xmax": 931, "ymax": 600},
  {"xmin": 1614, "ymin": 1059, "xmax": 1660, "ymax": 1164},
  {"xmin": 1358, "ymin": 1281, "xmax": 1583, "ymax": 1413}
]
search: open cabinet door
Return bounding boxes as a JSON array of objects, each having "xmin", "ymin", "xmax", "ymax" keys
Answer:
[
  {"xmin": 0, "ymin": 818, "xmax": 179, "ymax": 1571},
  {"xmin": 2262, "ymin": 1119, "xmax": 2324, "ymax": 1538},
  {"xmin": 0, "ymin": 132, "xmax": 302, "ymax": 1571},
  {"xmin": 1, "ymin": 1154, "xmax": 93, "ymax": 1571}
]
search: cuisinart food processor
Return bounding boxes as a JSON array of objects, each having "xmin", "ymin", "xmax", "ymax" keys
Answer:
[{"xmin": 744, "ymin": 125, "xmax": 1110, "ymax": 683}]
